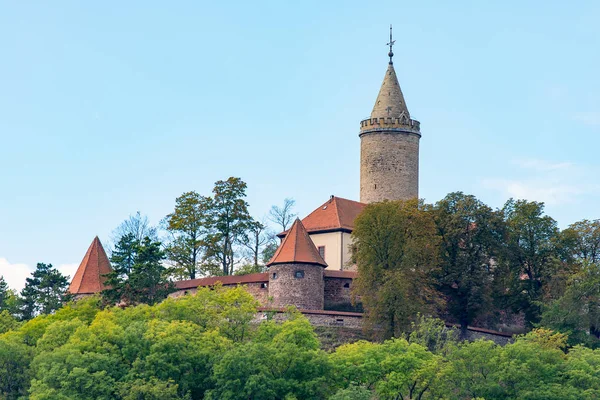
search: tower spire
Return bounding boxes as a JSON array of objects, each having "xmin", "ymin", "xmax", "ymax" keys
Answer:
[{"xmin": 387, "ymin": 24, "xmax": 395, "ymax": 65}]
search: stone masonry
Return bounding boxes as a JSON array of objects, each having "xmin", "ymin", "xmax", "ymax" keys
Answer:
[
  {"xmin": 360, "ymin": 129, "xmax": 420, "ymax": 203},
  {"xmin": 268, "ymin": 263, "xmax": 324, "ymax": 310}
]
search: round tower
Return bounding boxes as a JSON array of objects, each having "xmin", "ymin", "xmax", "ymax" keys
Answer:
[
  {"xmin": 359, "ymin": 27, "xmax": 421, "ymax": 203},
  {"xmin": 266, "ymin": 219, "xmax": 327, "ymax": 310}
]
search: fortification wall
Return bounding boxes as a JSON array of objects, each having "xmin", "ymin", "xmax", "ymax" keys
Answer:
[
  {"xmin": 324, "ymin": 277, "xmax": 353, "ymax": 308},
  {"xmin": 257, "ymin": 309, "xmax": 363, "ymax": 330},
  {"xmin": 170, "ymin": 281, "xmax": 269, "ymax": 304}
]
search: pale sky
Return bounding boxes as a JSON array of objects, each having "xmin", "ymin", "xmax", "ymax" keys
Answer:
[{"xmin": 1, "ymin": 1, "xmax": 599, "ymax": 290}]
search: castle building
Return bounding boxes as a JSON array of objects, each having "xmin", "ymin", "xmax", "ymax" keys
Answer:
[
  {"xmin": 277, "ymin": 196, "xmax": 365, "ymax": 271},
  {"xmin": 69, "ymin": 28, "xmax": 420, "ymax": 322},
  {"xmin": 65, "ymin": 31, "xmax": 515, "ymax": 340}
]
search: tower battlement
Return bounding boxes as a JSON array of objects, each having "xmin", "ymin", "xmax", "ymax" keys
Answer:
[{"xmin": 359, "ymin": 116, "xmax": 421, "ymax": 136}]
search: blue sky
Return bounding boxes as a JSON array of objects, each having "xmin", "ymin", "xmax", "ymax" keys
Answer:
[{"xmin": 1, "ymin": 1, "xmax": 599, "ymax": 290}]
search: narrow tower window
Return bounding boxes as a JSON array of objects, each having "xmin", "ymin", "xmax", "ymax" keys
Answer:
[
  {"xmin": 294, "ymin": 270, "xmax": 305, "ymax": 279},
  {"xmin": 272, "ymin": 272, "xmax": 277, "ymax": 280}
]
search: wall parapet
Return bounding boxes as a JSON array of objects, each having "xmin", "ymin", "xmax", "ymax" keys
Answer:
[{"xmin": 359, "ymin": 115, "xmax": 421, "ymax": 136}]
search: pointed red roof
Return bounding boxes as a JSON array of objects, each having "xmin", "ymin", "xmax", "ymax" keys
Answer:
[
  {"xmin": 279, "ymin": 196, "xmax": 366, "ymax": 237},
  {"xmin": 68, "ymin": 236, "xmax": 112, "ymax": 294},
  {"xmin": 268, "ymin": 219, "xmax": 327, "ymax": 267}
]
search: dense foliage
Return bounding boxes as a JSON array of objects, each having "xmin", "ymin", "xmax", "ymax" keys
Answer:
[
  {"xmin": 1, "ymin": 289, "xmax": 600, "ymax": 400},
  {"xmin": 352, "ymin": 193, "xmax": 600, "ymax": 346}
]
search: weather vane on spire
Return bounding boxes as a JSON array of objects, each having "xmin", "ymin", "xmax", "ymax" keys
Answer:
[{"xmin": 387, "ymin": 24, "xmax": 395, "ymax": 65}]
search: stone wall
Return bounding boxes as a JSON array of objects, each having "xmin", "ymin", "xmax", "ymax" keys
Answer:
[
  {"xmin": 324, "ymin": 277, "xmax": 353, "ymax": 309},
  {"xmin": 170, "ymin": 281, "xmax": 269, "ymax": 304},
  {"xmin": 360, "ymin": 130, "xmax": 420, "ymax": 203},
  {"xmin": 268, "ymin": 263, "xmax": 324, "ymax": 310},
  {"xmin": 258, "ymin": 310, "xmax": 363, "ymax": 330}
]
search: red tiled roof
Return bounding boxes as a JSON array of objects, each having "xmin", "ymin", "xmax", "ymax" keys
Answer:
[
  {"xmin": 175, "ymin": 272, "xmax": 268, "ymax": 290},
  {"xmin": 324, "ymin": 270, "xmax": 358, "ymax": 279},
  {"xmin": 279, "ymin": 196, "xmax": 366, "ymax": 237},
  {"xmin": 174, "ymin": 270, "xmax": 358, "ymax": 290},
  {"xmin": 267, "ymin": 219, "xmax": 327, "ymax": 267},
  {"xmin": 68, "ymin": 236, "xmax": 112, "ymax": 294}
]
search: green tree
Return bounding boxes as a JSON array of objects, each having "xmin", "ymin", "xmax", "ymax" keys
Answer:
[
  {"xmin": 18, "ymin": 263, "xmax": 70, "ymax": 320},
  {"xmin": 434, "ymin": 192, "xmax": 505, "ymax": 336},
  {"xmin": 331, "ymin": 338, "xmax": 442, "ymax": 400},
  {"xmin": 329, "ymin": 385, "xmax": 373, "ymax": 400},
  {"xmin": 0, "ymin": 276, "xmax": 9, "ymax": 310},
  {"xmin": 408, "ymin": 315, "xmax": 458, "ymax": 355},
  {"xmin": 561, "ymin": 219, "xmax": 600, "ymax": 265},
  {"xmin": 206, "ymin": 314, "xmax": 331, "ymax": 400},
  {"xmin": 0, "ymin": 336, "xmax": 32, "ymax": 400},
  {"xmin": 164, "ymin": 191, "xmax": 212, "ymax": 279},
  {"xmin": 131, "ymin": 321, "xmax": 230, "ymax": 399},
  {"xmin": 0, "ymin": 310, "xmax": 20, "ymax": 334},
  {"xmin": 102, "ymin": 233, "xmax": 139, "ymax": 305},
  {"xmin": 351, "ymin": 199, "xmax": 441, "ymax": 338},
  {"xmin": 240, "ymin": 219, "xmax": 270, "ymax": 269},
  {"xmin": 541, "ymin": 262, "xmax": 600, "ymax": 347},
  {"xmin": 205, "ymin": 177, "xmax": 253, "ymax": 276},
  {"xmin": 500, "ymin": 199, "xmax": 561, "ymax": 326},
  {"xmin": 103, "ymin": 236, "xmax": 174, "ymax": 306},
  {"xmin": 119, "ymin": 378, "xmax": 190, "ymax": 400},
  {"xmin": 261, "ymin": 237, "xmax": 279, "ymax": 265}
]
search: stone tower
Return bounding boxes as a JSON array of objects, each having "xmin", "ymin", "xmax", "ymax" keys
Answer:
[
  {"xmin": 267, "ymin": 218, "xmax": 327, "ymax": 310},
  {"xmin": 359, "ymin": 27, "xmax": 421, "ymax": 203}
]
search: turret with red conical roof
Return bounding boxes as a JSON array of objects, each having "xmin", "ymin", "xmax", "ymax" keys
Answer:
[
  {"xmin": 267, "ymin": 219, "xmax": 326, "ymax": 310},
  {"xmin": 68, "ymin": 236, "xmax": 112, "ymax": 297}
]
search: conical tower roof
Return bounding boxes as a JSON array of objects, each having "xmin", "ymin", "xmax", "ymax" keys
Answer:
[
  {"xmin": 267, "ymin": 219, "xmax": 327, "ymax": 267},
  {"xmin": 370, "ymin": 63, "xmax": 410, "ymax": 119},
  {"xmin": 68, "ymin": 236, "xmax": 112, "ymax": 294}
]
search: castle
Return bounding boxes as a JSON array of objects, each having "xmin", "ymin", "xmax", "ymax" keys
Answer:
[{"xmin": 67, "ymin": 29, "xmax": 426, "ymax": 329}]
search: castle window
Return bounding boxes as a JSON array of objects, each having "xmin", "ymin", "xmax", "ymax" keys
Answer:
[
  {"xmin": 272, "ymin": 272, "xmax": 277, "ymax": 280},
  {"xmin": 318, "ymin": 246, "xmax": 325, "ymax": 259},
  {"xmin": 294, "ymin": 270, "xmax": 305, "ymax": 279},
  {"xmin": 343, "ymin": 282, "xmax": 350, "ymax": 289},
  {"xmin": 260, "ymin": 282, "xmax": 267, "ymax": 289}
]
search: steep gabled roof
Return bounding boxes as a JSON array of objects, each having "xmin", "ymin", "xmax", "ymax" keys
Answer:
[
  {"xmin": 279, "ymin": 196, "xmax": 365, "ymax": 237},
  {"xmin": 268, "ymin": 219, "xmax": 327, "ymax": 267},
  {"xmin": 68, "ymin": 236, "xmax": 112, "ymax": 294}
]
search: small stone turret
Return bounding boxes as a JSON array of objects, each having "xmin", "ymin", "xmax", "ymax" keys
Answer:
[
  {"xmin": 267, "ymin": 218, "xmax": 327, "ymax": 310},
  {"xmin": 360, "ymin": 27, "xmax": 421, "ymax": 203}
]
